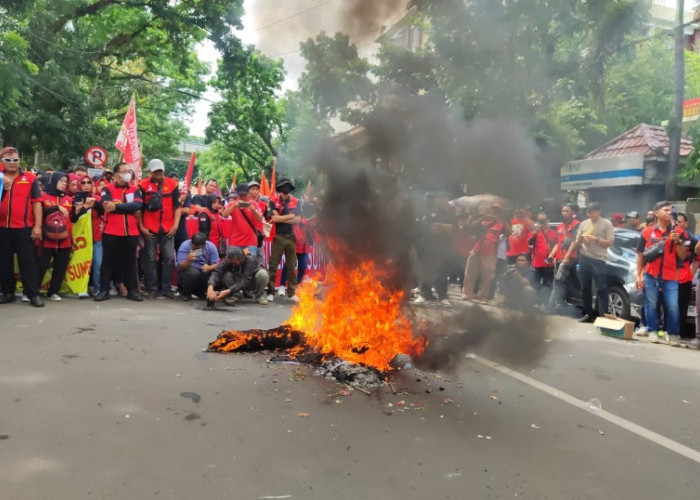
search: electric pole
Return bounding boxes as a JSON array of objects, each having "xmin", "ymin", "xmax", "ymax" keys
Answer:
[{"xmin": 666, "ymin": 0, "xmax": 685, "ymax": 200}]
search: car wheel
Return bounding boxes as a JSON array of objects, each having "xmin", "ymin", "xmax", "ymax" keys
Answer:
[{"xmin": 608, "ymin": 285, "xmax": 630, "ymax": 319}]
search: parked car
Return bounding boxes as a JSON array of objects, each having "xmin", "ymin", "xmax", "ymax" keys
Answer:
[{"xmin": 561, "ymin": 228, "xmax": 641, "ymax": 320}]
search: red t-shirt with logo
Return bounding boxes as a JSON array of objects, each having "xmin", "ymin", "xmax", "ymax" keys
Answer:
[
  {"xmin": 0, "ymin": 170, "xmax": 42, "ymax": 228},
  {"xmin": 507, "ymin": 217, "xmax": 532, "ymax": 257},
  {"xmin": 227, "ymin": 207, "xmax": 259, "ymax": 247},
  {"xmin": 637, "ymin": 225, "xmax": 686, "ymax": 281}
]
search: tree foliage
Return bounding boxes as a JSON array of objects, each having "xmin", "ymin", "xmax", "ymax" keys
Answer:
[
  {"xmin": 0, "ymin": 0, "xmax": 244, "ymax": 167},
  {"xmin": 206, "ymin": 47, "xmax": 286, "ymax": 172}
]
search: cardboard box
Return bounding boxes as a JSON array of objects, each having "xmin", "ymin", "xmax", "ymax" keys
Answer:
[{"xmin": 593, "ymin": 314, "xmax": 635, "ymax": 340}]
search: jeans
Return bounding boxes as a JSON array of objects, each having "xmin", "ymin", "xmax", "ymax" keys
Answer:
[
  {"xmin": 644, "ymin": 274, "xmax": 679, "ymax": 335},
  {"xmin": 143, "ymin": 233, "xmax": 175, "ymax": 293},
  {"xmin": 280, "ymin": 253, "xmax": 309, "ymax": 288},
  {"xmin": 232, "ymin": 245, "xmax": 257, "ymax": 257},
  {"xmin": 92, "ymin": 241, "xmax": 103, "ymax": 293},
  {"xmin": 579, "ymin": 255, "xmax": 608, "ymax": 317}
]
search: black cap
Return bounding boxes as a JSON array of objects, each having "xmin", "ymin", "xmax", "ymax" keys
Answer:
[
  {"xmin": 235, "ymin": 183, "xmax": 250, "ymax": 195},
  {"xmin": 586, "ymin": 202, "xmax": 601, "ymax": 212},
  {"xmin": 626, "ymin": 211, "xmax": 640, "ymax": 218},
  {"xmin": 276, "ymin": 177, "xmax": 294, "ymax": 190}
]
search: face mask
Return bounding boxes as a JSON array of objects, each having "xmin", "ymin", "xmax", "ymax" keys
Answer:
[
  {"xmin": 278, "ymin": 185, "xmax": 292, "ymax": 195},
  {"xmin": 119, "ymin": 172, "xmax": 132, "ymax": 183}
]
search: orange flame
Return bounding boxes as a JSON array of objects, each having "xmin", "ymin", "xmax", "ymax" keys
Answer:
[{"xmin": 286, "ymin": 259, "xmax": 427, "ymax": 371}]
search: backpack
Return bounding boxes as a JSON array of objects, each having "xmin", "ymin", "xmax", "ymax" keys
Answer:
[
  {"xmin": 43, "ymin": 210, "xmax": 69, "ymax": 240},
  {"xmin": 197, "ymin": 210, "xmax": 212, "ymax": 237}
]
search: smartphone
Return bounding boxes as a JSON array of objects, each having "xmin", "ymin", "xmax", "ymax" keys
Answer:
[
  {"xmin": 73, "ymin": 191, "xmax": 88, "ymax": 203},
  {"xmin": 671, "ymin": 205, "xmax": 678, "ymax": 222},
  {"xmin": 238, "ymin": 201, "xmax": 251, "ymax": 208},
  {"xmin": 193, "ymin": 248, "xmax": 203, "ymax": 257}
]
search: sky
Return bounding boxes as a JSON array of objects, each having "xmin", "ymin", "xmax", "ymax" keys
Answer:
[{"xmin": 187, "ymin": 0, "xmax": 409, "ymax": 137}]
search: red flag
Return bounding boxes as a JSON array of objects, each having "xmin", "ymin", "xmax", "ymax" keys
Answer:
[
  {"xmin": 114, "ymin": 95, "xmax": 141, "ymax": 178},
  {"xmin": 270, "ymin": 158, "xmax": 277, "ymax": 196},
  {"xmin": 260, "ymin": 172, "xmax": 271, "ymax": 197},
  {"xmin": 184, "ymin": 152, "xmax": 196, "ymax": 193}
]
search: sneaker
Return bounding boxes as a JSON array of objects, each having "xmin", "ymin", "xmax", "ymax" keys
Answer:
[
  {"xmin": 266, "ymin": 294, "xmax": 274, "ymax": 302},
  {"xmin": 647, "ymin": 331, "xmax": 659, "ymax": 343},
  {"xmin": 686, "ymin": 338, "xmax": 700, "ymax": 350},
  {"xmin": 257, "ymin": 298, "xmax": 269, "ymax": 305},
  {"xmin": 411, "ymin": 295, "xmax": 427, "ymax": 304},
  {"xmin": 669, "ymin": 335, "xmax": 681, "ymax": 347},
  {"xmin": 21, "ymin": 295, "xmax": 30, "ymax": 303},
  {"xmin": 147, "ymin": 291, "xmax": 158, "ymax": 300},
  {"xmin": 48, "ymin": 293, "xmax": 62, "ymax": 301},
  {"xmin": 439, "ymin": 299, "xmax": 451, "ymax": 306},
  {"xmin": 277, "ymin": 288, "xmax": 286, "ymax": 297},
  {"xmin": 287, "ymin": 295, "xmax": 300, "ymax": 303},
  {"xmin": 162, "ymin": 291, "xmax": 177, "ymax": 300},
  {"xmin": 634, "ymin": 325, "xmax": 648, "ymax": 337},
  {"xmin": 657, "ymin": 331, "xmax": 670, "ymax": 344}
]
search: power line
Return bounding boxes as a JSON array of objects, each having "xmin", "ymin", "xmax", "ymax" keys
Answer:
[{"xmin": 252, "ymin": 0, "xmax": 338, "ymax": 32}]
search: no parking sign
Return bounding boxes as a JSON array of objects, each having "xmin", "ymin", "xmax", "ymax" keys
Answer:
[{"xmin": 85, "ymin": 146, "xmax": 108, "ymax": 168}]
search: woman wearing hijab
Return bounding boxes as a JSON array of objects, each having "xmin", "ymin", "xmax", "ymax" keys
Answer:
[
  {"xmin": 192, "ymin": 194, "xmax": 225, "ymax": 256},
  {"xmin": 37, "ymin": 172, "xmax": 82, "ymax": 300}
]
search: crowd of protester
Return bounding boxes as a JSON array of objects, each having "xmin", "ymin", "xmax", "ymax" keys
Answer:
[
  {"xmin": 2, "ymin": 144, "xmax": 700, "ymax": 350},
  {"xmin": 0, "ymin": 147, "xmax": 308, "ymax": 311},
  {"xmin": 413, "ymin": 191, "xmax": 700, "ymax": 350}
]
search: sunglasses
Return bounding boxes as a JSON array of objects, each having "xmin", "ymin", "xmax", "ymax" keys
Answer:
[
  {"xmin": 2, "ymin": 158, "xmax": 20, "ymax": 163},
  {"xmin": 81, "ymin": 180, "xmax": 93, "ymax": 185}
]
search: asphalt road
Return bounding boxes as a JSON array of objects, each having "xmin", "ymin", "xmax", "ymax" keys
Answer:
[{"xmin": 1, "ymin": 296, "xmax": 698, "ymax": 500}]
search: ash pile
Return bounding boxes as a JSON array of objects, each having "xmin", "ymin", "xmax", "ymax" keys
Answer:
[{"xmin": 207, "ymin": 326, "xmax": 398, "ymax": 389}]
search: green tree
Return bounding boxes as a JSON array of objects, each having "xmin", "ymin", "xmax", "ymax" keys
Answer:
[
  {"xmin": 0, "ymin": 0, "xmax": 244, "ymax": 166},
  {"xmin": 206, "ymin": 47, "xmax": 286, "ymax": 172},
  {"xmin": 298, "ymin": 32, "xmax": 375, "ymax": 126}
]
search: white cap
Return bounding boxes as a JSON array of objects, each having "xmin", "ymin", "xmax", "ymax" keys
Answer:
[{"xmin": 148, "ymin": 159, "xmax": 165, "ymax": 172}]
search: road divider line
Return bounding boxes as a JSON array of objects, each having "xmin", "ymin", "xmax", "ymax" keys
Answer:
[{"xmin": 474, "ymin": 355, "xmax": 700, "ymax": 465}]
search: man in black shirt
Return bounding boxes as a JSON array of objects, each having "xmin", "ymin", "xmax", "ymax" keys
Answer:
[{"xmin": 266, "ymin": 178, "xmax": 302, "ymax": 302}]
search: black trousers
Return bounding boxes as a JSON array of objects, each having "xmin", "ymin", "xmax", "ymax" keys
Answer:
[
  {"xmin": 178, "ymin": 266, "xmax": 210, "ymax": 298},
  {"xmin": 0, "ymin": 227, "xmax": 40, "ymax": 298},
  {"xmin": 37, "ymin": 246, "xmax": 71, "ymax": 296},
  {"xmin": 100, "ymin": 234, "xmax": 139, "ymax": 293}
]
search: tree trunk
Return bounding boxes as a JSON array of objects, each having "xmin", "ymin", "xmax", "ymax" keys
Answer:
[{"xmin": 666, "ymin": 0, "xmax": 685, "ymax": 200}]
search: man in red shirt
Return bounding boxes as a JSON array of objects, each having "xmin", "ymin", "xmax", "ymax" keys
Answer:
[
  {"xmin": 138, "ymin": 159, "xmax": 181, "ymax": 299},
  {"xmin": 506, "ymin": 205, "xmax": 533, "ymax": 265},
  {"xmin": 460, "ymin": 203, "xmax": 509, "ymax": 301},
  {"xmin": 547, "ymin": 203, "xmax": 580, "ymax": 312},
  {"xmin": 529, "ymin": 212, "xmax": 557, "ymax": 303},
  {"xmin": 94, "ymin": 162, "xmax": 144, "ymax": 302},
  {"xmin": 636, "ymin": 201, "xmax": 688, "ymax": 344},
  {"xmin": 221, "ymin": 183, "xmax": 263, "ymax": 256},
  {"xmin": 0, "ymin": 146, "xmax": 44, "ymax": 307}
]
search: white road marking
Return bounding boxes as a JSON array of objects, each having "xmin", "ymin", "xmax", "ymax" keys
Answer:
[{"xmin": 474, "ymin": 355, "xmax": 700, "ymax": 464}]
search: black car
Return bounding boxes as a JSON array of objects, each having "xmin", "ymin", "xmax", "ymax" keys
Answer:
[{"xmin": 562, "ymin": 228, "xmax": 641, "ymax": 320}]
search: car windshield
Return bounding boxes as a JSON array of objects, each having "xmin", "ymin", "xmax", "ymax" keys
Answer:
[{"xmin": 614, "ymin": 231, "xmax": 640, "ymax": 250}]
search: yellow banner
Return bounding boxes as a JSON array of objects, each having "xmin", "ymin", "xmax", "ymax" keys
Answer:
[{"xmin": 16, "ymin": 213, "xmax": 94, "ymax": 295}]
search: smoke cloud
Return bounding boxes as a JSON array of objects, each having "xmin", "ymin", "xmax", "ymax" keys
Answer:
[{"xmin": 308, "ymin": 89, "xmax": 550, "ymax": 371}]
